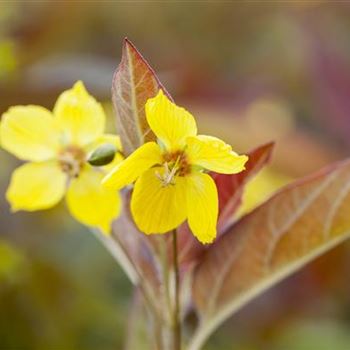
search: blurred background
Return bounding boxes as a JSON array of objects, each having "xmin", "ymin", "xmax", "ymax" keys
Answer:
[{"xmin": 1, "ymin": 2, "xmax": 350, "ymax": 349}]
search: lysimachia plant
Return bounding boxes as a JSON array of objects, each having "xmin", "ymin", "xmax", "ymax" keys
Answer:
[{"xmin": 2, "ymin": 39, "xmax": 350, "ymax": 350}]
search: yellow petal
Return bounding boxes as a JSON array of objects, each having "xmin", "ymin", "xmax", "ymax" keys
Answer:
[
  {"xmin": 86, "ymin": 133, "xmax": 123, "ymax": 172},
  {"xmin": 0, "ymin": 106, "xmax": 60, "ymax": 161},
  {"xmin": 131, "ymin": 167, "xmax": 187, "ymax": 234},
  {"xmin": 53, "ymin": 81, "xmax": 105, "ymax": 147},
  {"xmin": 6, "ymin": 162, "xmax": 66, "ymax": 211},
  {"xmin": 66, "ymin": 167, "xmax": 121, "ymax": 233},
  {"xmin": 102, "ymin": 142, "xmax": 162, "ymax": 190},
  {"xmin": 186, "ymin": 135, "xmax": 248, "ymax": 174},
  {"xmin": 186, "ymin": 172, "xmax": 218, "ymax": 244},
  {"xmin": 145, "ymin": 90, "xmax": 197, "ymax": 150}
]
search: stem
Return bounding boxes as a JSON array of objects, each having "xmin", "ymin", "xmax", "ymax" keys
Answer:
[
  {"xmin": 91, "ymin": 228, "xmax": 138, "ymax": 284},
  {"xmin": 187, "ymin": 324, "xmax": 209, "ymax": 350},
  {"xmin": 153, "ymin": 316, "xmax": 164, "ymax": 350},
  {"xmin": 91, "ymin": 228, "xmax": 160, "ymax": 327},
  {"xmin": 172, "ymin": 229, "xmax": 181, "ymax": 350},
  {"xmin": 158, "ymin": 236, "xmax": 172, "ymax": 327}
]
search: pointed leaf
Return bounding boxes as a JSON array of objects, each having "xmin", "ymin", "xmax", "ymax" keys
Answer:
[
  {"xmin": 215, "ymin": 141, "xmax": 275, "ymax": 232},
  {"xmin": 112, "ymin": 38, "xmax": 172, "ymax": 155},
  {"xmin": 190, "ymin": 159, "xmax": 350, "ymax": 350}
]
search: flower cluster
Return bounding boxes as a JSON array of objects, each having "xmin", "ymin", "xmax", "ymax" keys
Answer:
[{"xmin": 1, "ymin": 83, "xmax": 248, "ymax": 243}]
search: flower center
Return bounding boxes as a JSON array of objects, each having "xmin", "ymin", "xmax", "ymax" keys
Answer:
[
  {"xmin": 157, "ymin": 150, "xmax": 190, "ymax": 186},
  {"xmin": 58, "ymin": 146, "xmax": 86, "ymax": 178}
]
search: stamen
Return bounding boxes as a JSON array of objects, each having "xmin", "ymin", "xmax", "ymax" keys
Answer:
[
  {"xmin": 58, "ymin": 146, "xmax": 86, "ymax": 178},
  {"xmin": 157, "ymin": 152, "xmax": 190, "ymax": 186}
]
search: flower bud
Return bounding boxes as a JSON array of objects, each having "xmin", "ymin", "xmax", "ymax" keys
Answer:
[{"xmin": 88, "ymin": 143, "xmax": 117, "ymax": 166}]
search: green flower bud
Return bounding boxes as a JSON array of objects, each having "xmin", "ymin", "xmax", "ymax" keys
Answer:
[{"xmin": 88, "ymin": 143, "xmax": 117, "ymax": 166}]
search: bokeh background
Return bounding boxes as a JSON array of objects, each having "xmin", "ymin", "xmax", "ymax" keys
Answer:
[{"xmin": 1, "ymin": 2, "xmax": 350, "ymax": 349}]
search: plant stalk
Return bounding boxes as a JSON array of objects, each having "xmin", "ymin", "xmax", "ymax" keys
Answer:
[{"xmin": 172, "ymin": 229, "xmax": 181, "ymax": 350}]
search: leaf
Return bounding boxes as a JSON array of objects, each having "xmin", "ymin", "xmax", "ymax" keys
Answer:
[
  {"xmin": 112, "ymin": 38, "xmax": 172, "ymax": 156},
  {"xmin": 214, "ymin": 141, "xmax": 275, "ymax": 232},
  {"xmin": 190, "ymin": 159, "xmax": 350, "ymax": 350},
  {"xmin": 111, "ymin": 191, "xmax": 161, "ymax": 297},
  {"xmin": 177, "ymin": 142, "xmax": 274, "ymax": 266}
]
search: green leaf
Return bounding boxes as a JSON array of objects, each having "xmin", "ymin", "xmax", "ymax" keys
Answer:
[{"xmin": 190, "ymin": 159, "xmax": 350, "ymax": 350}]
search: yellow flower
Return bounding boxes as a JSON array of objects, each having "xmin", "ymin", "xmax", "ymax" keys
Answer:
[
  {"xmin": 102, "ymin": 90, "xmax": 248, "ymax": 243},
  {"xmin": 0, "ymin": 81, "xmax": 122, "ymax": 233}
]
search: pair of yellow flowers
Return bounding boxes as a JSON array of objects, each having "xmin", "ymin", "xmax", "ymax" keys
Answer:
[{"xmin": 0, "ymin": 82, "xmax": 248, "ymax": 244}]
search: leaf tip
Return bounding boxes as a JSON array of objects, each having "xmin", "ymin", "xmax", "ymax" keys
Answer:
[{"xmin": 123, "ymin": 37, "xmax": 138, "ymax": 54}]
